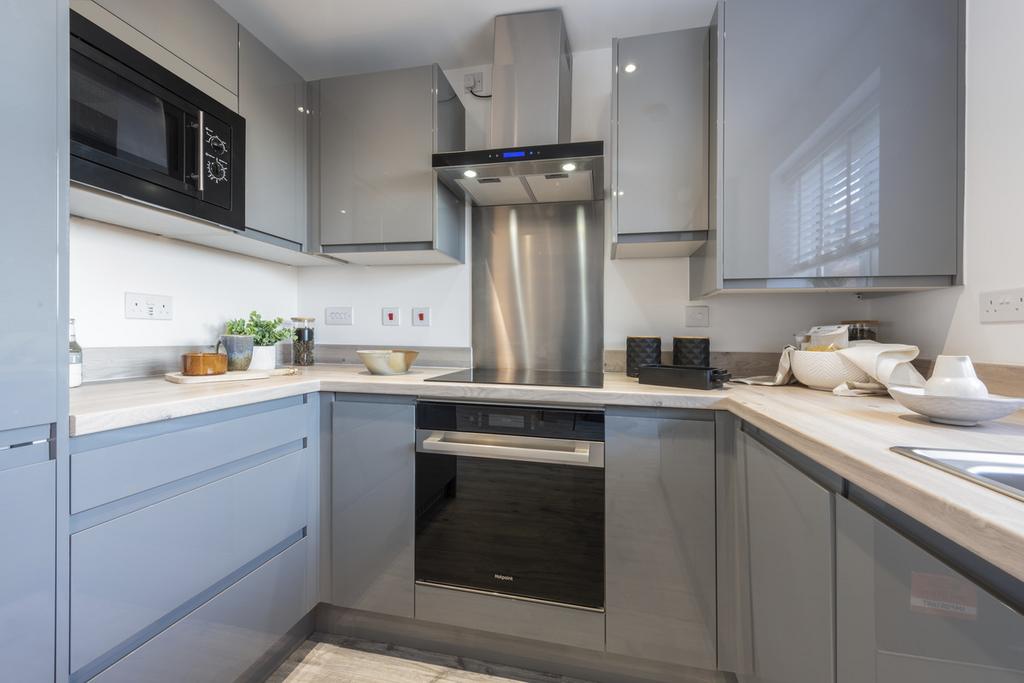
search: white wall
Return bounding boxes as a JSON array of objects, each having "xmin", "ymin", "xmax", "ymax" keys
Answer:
[
  {"xmin": 866, "ymin": 0, "xmax": 1024, "ymax": 365},
  {"xmin": 70, "ymin": 218, "xmax": 299, "ymax": 347}
]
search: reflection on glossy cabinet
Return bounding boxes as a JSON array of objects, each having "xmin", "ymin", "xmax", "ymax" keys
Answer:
[
  {"xmin": 317, "ymin": 65, "xmax": 465, "ymax": 264},
  {"xmin": 742, "ymin": 432, "xmax": 836, "ymax": 683},
  {"xmin": 612, "ymin": 27, "xmax": 708, "ymax": 255},
  {"xmin": 836, "ymin": 496, "xmax": 1024, "ymax": 682},
  {"xmin": 605, "ymin": 409, "xmax": 717, "ymax": 669},
  {"xmin": 239, "ymin": 27, "xmax": 307, "ymax": 248},
  {"xmin": 331, "ymin": 395, "xmax": 416, "ymax": 618},
  {"xmin": 694, "ymin": 0, "xmax": 962, "ymax": 293}
]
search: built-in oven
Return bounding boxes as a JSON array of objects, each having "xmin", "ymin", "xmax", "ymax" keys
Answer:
[
  {"xmin": 415, "ymin": 401, "xmax": 605, "ymax": 611},
  {"xmin": 69, "ymin": 11, "xmax": 245, "ymax": 229}
]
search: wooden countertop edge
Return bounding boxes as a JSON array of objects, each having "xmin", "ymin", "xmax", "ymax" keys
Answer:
[{"xmin": 69, "ymin": 369, "xmax": 1024, "ymax": 582}]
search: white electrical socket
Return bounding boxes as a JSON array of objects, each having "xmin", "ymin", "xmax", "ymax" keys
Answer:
[
  {"xmin": 125, "ymin": 292, "xmax": 172, "ymax": 320},
  {"xmin": 685, "ymin": 305, "xmax": 710, "ymax": 328},
  {"xmin": 980, "ymin": 288, "xmax": 1024, "ymax": 323},
  {"xmin": 381, "ymin": 307, "xmax": 400, "ymax": 326},
  {"xmin": 412, "ymin": 307, "xmax": 431, "ymax": 327},
  {"xmin": 325, "ymin": 306, "xmax": 353, "ymax": 326}
]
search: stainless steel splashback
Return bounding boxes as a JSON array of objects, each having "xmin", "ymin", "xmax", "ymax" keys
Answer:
[
  {"xmin": 472, "ymin": 202, "xmax": 604, "ymax": 374},
  {"xmin": 489, "ymin": 10, "xmax": 572, "ymax": 148}
]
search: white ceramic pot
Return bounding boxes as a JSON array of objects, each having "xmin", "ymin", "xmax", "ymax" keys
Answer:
[
  {"xmin": 924, "ymin": 355, "xmax": 988, "ymax": 398},
  {"xmin": 248, "ymin": 345, "xmax": 277, "ymax": 371}
]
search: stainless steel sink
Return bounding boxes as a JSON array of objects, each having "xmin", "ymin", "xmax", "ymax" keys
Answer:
[{"xmin": 892, "ymin": 447, "xmax": 1024, "ymax": 503}]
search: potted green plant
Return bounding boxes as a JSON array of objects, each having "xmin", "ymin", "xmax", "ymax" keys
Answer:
[
  {"xmin": 225, "ymin": 312, "xmax": 294, "ymax": 371},
  {"xmin": 220, "ymin": 319, "xmax": 254, "ymax": 371}
]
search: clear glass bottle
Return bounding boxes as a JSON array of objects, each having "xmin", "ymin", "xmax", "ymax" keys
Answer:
[
  {"xmin": 291, "ymin": 317, "xmax": 315, "ymax": 366},
  {"xmin": 69, "ymin": 318, "xmax": 83, "ymax": 388}
]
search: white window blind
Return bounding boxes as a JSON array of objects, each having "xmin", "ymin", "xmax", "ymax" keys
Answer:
[{"xmin": 785, "ymin": 107, "xmax": 880, "ymax": 273}]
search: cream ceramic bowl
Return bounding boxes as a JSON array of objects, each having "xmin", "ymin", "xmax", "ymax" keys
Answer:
[
  {"xmin": 357, "ymin": 349, "xmax": 420, "ymax": 375},
  {"xmin": 790, "ymin": 350, "xmax": 871, "ymax": 391}
]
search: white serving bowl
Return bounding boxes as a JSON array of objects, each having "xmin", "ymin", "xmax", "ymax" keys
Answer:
[
  {"xmin": 889, "ymin": 387, "xmax": 1024, "ymax": 426},
  {"xmin": 357, "ymin": 349, "xmax": 419, "ymax": 375},
  {"xmin": 790, "ymin": 350, "xmax": 871, "ymax": 391}
]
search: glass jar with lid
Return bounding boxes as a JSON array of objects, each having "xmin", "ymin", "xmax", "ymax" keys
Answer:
[
  {"xmin": 291, "ymin": 317, "xmax": 315, "ymax": 366},
  {"xmin": 842, "ymin": 320, "xmax": 880, "ymax": 342}
]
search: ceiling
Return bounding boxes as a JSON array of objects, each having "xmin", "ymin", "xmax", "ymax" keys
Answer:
[{"xmin": 213, "ymin": 0, "xmax": 716, "ymax": 80}]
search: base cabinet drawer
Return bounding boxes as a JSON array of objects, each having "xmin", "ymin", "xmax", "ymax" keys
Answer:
[
  {"xmin": 91, "ymin": 538, "xmax": 309, "ymax": 683},
  {"xmin": 71, "ymin": 449, "xmax": 308, "ymax": 676}
]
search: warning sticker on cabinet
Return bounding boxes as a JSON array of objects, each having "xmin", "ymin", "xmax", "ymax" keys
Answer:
[{"xmin": 909, "ymin": 572, "xmax": 978, "ymax": 620}]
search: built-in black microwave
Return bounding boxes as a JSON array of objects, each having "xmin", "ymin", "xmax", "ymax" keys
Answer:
[{"xmin": 69, "ymin": 11, "xmax": 245, "ymax": 229}]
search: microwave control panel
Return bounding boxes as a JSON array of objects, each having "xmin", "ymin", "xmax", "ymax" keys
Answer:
[{"xmin": 201, "ymin": 113, "xmax": 233, "ymax": 209}]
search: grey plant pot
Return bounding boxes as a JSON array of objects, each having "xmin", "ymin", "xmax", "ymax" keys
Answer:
[{"xmin": 218, "ymin": 334, "xmax": 254, "ymax": 371}]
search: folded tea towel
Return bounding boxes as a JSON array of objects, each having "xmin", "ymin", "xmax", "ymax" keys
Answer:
[{"xmin": 732, "ymin": 341, "xmax": 926, "ymax": 396}]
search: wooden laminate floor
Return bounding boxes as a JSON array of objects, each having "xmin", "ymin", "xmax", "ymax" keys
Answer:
[{"xmin": 267, "ymin": 634, "xmax": 594, "ymax": 683}]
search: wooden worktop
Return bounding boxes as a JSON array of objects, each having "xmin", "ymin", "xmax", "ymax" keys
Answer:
[{"xmin": 70, "ymin": 365, "xmax": 1024, "ymax": 583}]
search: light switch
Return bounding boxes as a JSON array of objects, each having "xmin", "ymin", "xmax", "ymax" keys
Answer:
[
  {"xmin": 685, "ymin": 305, "xmax": 710, "ymax": 328},
  {"xmin": 412, "ymin": 307, "xmax": 431, "ymax": 327},
  {"xmin": 381, "ymin": 307, "xmax": 400, "ymax": 326}
]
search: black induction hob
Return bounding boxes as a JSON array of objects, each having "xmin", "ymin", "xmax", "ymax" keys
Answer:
[{"xmin": 425, "ymin": 368, "xmax": 605, "ymax": 389}]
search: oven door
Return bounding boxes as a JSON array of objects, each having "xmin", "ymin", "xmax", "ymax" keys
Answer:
[
  {"xmin": 69, "ymin": 12, "xmax": 244, "ymax": 228},
  {"xmin": 415, "ymin": 429, "xmax": 605, "ymax": 610}
]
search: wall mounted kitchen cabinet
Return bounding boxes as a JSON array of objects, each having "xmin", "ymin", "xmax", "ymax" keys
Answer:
[
  {"xmin": 605, "ymin": 409, "xmax": 717, "ymax": 669},
  {"xmin": 239, "ymin": 27, "xmax": 309, "ymax": 250},
  {"xmin": 330, "ymin": 395, "xmax": 416, "ymax": 617},
  {"xmin": 315, "ymin": 65, "xmax": 466, "ymax": 265},
  {"xmin": 719, "ymin": 424, "xmax": 838, "ymax": 683},
  {"xmin": 70, "ymin": 0, "xmax": 239, "ymax": 110},
  {"xmin": 611, "ymin": 28, "xmax": 710, "ymax": 259},
  {"xmin": 836, "ymin": 494, "xmax": 1024, "ymax": 681},
  {"xmin": 692, "ymin": 0, "xmax": 964, "ymax": 295}
]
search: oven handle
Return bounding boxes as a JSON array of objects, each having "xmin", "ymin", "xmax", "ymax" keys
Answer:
[{"xmin": 417, "ymin": 430, "xmax": 604, "ymax": 468}]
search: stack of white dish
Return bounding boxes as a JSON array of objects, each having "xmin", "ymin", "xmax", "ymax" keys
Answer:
[{"xmin": 889, "ymin": 356, "xmax": 1024, "ymax": 426}]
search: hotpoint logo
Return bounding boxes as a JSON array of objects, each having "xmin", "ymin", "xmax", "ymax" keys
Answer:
[{"xmin": 493, "ymin": 573, "xmax": 515, "ymax": 582}]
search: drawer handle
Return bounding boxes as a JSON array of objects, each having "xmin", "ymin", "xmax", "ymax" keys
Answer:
[{"xmin": 418, "ymin": 430, "xmax": 603, "ymax": 468}]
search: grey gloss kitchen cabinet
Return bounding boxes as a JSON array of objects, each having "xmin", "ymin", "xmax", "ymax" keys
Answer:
[
  {"xmin": 331, "ymin": 395, "xmax": 416, "ymax": 618},
  {"xmin": 611, "ymin": 28, "xmax": 709, "ymax": 259},
  {"xmin": 317, "ymin": 65, "xmax": 466, "ymax": 264},
  {"xmin": 722, "ymin": 427, "xmax": 837, "ymax": 683},
  {"xmin": 239, "ymin": 27, "xmax": 308, "ymax": 249},
  {"xmin": 605, "ymin": 409, "xmax": 717, "ymax": 669},
  {"xmin": 836, "ymin": 495, "xmax": 1024, "ymax": 682},
  {"xmin": 692, "ymin": 0, "xmax": 963, "ymax": 294}
]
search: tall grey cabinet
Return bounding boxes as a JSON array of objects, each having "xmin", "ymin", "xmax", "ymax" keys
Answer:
[
  {"xmin": 239, "ymin": 27, "xmax": 308, "ymax": 249},
  {"xmin": 611, "ymin": 28, "xmax": 709, "ymax": 259},
  {"xmin": 836, "ymin": 496, "xmax": 1024, "ymax": 682},
  {"xmin": 0, "ymin": 0, "xmax": 67, "ymax": 680},
  {"xmin": 316, "ymin": 64, "xmax": 466, "ymax": 264},
  {"xmin": 692, "ymin": 0, "xmax": 963, "ymax": 294},
  {"xmin": 605, "ymin": 409, "xmax": 717, "ymax": 670}
]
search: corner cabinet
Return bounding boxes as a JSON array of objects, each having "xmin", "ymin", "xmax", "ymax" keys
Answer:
[
  {"xmin": 836, "ymin": 494, "xmax": 1024, "ymax": 682},
  {"xmin": 239, "ymin": 27, "xmax": 308, "ymax": 250},
  {"xmin": 718, "ymin": 422, "xmax": 838, "ymax": 683},
  {"xmin": 692, "ymin": 0, "xmax": 964, "ymax": 294},
  {"xmin": 315, "ymin": 65, "xmax": 466, "ymax": 265},
  {"xmin": 330, "ymin": 395, "xmax": 416, "ymax": 617},
  {"xmin": 605, "ymin": 409, "xmax": 717, "ymax": 670},
  {"xmin": 611, "ymin": 28, "xmax": 709, "ymax": 259}
]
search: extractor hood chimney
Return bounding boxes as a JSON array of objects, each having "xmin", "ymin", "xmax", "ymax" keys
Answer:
[
  {"xmin": 433, "ymin": 9, "xmax": 603, "ymax": 207},
  {"xmin": 489, "ymin": 9, "xmax": 572, "ymax": 147}
]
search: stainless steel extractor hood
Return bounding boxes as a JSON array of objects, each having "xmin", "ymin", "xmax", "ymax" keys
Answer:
[{"xmin": 433, "ymin": 10, "xmax": 604, "ymax": 207}]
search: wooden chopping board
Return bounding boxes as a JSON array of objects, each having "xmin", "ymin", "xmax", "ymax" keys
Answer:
[{"xmin": 164, "ymin": 368, "xmax": 298, "ymax": 384}]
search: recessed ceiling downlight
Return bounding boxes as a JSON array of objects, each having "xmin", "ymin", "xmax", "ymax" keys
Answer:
[{"xmin": 624, "ymin": 63, "xmax": 637, "ymax": 73}]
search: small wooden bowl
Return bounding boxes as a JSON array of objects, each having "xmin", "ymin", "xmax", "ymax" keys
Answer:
[{"xmin": 182, "ymin": 352, "xmax": 228, "ymax": 376}]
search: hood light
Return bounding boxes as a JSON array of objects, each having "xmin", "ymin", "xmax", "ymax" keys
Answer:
[
  {"xmin": 561, "ymin": 162, "xmax": 577, "ymax": 172},
  {"xmin": 463, "ymin": 169, "xmax": 478, "ymax": 178},
  {"xmin": 624, "ymin": 63, "xmax": 637, "ymax": 73}
]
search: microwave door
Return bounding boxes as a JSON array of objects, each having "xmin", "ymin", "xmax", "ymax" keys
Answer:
[{"xmin": 70, "ymin": 38, "xmax": 199, "ymax": 197}]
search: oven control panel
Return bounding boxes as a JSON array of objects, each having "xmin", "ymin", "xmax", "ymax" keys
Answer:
[{"xmin": 416, "ymin": 402, "xmax": 604, "ymax": 441}]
